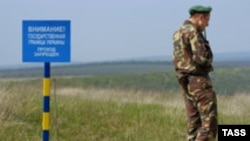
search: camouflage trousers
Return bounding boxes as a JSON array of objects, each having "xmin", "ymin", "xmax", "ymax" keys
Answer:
[{"xmin": 178, "ymin": 74, "xmax": 218, "ymax": 141}]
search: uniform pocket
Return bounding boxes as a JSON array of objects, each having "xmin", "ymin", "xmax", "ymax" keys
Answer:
[{"xmin": 188, "ymin": 75, "xmax": 212, "ymax": 95}]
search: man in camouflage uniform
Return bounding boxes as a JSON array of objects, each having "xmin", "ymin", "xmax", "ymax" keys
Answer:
[{"xmin": 172, "ymin": 5, "xmax": 218, "ymax": 141}]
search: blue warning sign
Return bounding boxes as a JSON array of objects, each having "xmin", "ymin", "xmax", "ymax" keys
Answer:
[{"xmin": 22, "ymin": 20, "xmax": 70, "ymax": 62}]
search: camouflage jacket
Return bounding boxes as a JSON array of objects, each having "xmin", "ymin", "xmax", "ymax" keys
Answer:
[{"xmin": 172, "ymin": 20, "xmax": 213, "ymax": 77}]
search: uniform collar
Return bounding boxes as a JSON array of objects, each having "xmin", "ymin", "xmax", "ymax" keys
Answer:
[{"xmin": 184, "ymin": 20, "xmax": 202, "ymax": 32}]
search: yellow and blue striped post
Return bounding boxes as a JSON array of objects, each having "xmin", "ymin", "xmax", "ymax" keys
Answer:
[{"xmin": 43, "ymin": 62, "xmax": 50, "ymax": 141}]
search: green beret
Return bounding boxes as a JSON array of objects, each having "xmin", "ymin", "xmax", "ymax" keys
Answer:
[{"xmin": 189, "ymin": 5, "xmax": 212, "ymax": 15}]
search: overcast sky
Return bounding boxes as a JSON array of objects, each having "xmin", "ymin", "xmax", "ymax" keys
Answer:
[{"xmin": 0, "ymin": 0, "xmax": 249, "ymax": 67}]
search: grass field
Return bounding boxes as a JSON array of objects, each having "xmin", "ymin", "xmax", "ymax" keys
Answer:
[{"xmin": 0, "ymin": 76, "xmax": 250, "ymax": 141}]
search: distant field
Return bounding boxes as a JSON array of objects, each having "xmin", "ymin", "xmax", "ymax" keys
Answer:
[
  {"xmin": 1, "ymin": 60, "xmax": 250, "ymax": 78},
  {"xmin": 1, "ymin": 61, "xmax": 250, "ymax": 95},
  {"xmin": 0, "ymin": 61, "xmax": 172, "ymax": 78}
]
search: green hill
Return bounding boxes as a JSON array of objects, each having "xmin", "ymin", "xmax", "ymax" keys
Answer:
[{"xmin": 1, "ymin": 61, "xmax": 250, "ymax": 95}]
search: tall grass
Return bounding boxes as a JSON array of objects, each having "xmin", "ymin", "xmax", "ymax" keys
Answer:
[{"xmin": 0, "ymin": 78, "xmax": 250, "ymax": 141}]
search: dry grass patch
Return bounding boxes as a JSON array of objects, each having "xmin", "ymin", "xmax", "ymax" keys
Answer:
[
  {"xmin": 218, "ymin": 93, "xmax": 250, "ymax": 116},
  {"xmin": 57, "ymin": 87, "xmax": 184, "ymax": 108}
]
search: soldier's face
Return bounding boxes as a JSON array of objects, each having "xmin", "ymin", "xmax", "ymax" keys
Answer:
[{"xmin": 198, "ymin": 14, "xmax": 210, "ymax": 31}]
